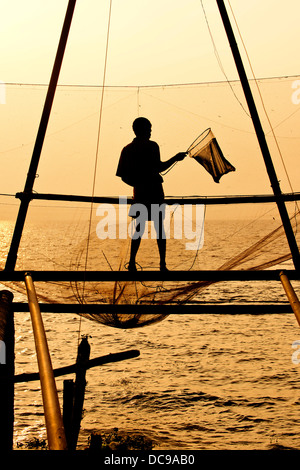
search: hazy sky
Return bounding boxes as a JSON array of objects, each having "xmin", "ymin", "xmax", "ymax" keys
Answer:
[
  {"xmin": 1, "ymin": 0, "xmax": 300, "ymax": 218},
  {"xmin": 2, "ymin": 0, "xmax": 300, "ymax": 86}
]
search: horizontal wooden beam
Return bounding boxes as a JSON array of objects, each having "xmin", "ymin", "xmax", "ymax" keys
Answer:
[
  {"xmin": 15, "ymin": 192, "xmax": 300, "ymax": 205},
  {"xmin": 14, "ymin": 349, "xmax": 140, "ymax": 383},
  {"xmin": 1, "ymin": 269, "xmax": 299, "ymax": 282},
  {"xmin": 13, "ymin": 301, "xmax": 293, "ymax": 315}
]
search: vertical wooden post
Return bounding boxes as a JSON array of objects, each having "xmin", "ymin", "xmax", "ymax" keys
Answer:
[
  {"xmin": 24, "ymin": 273, "xmax": 67, "ymax": 450},
  {"xmin": 69, "ymin": 336, "xmax": 90, "ymax": 451},
  {"xmin": 0, "ymin": 290, "xmax": 14, "ymax": 451},
  {"xmin": 63, "ymin": 379, "xmax": 74, "ymax": 449}
]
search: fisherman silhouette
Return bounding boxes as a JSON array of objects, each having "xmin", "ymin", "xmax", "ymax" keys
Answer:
[{"xmin": 116, "ymin": 117, "xmax": 186, "ymax": 271}]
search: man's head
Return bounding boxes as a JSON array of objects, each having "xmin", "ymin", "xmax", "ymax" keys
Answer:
[{"xmin": 132, "ymin": 117, "xmax": 152, "ymax": 139}]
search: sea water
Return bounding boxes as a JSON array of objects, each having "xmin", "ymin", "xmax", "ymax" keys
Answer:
[{"xmin": 1, "ymin": 214, "xmax": 300, "ymax": 450}]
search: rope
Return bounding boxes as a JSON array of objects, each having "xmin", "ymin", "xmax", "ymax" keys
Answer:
[
  {"xmin": 137, "ymin": 86, "xmax": 140, "ymax": 116},
  {"xmin": 77, "ymin": 0, "xmax": 113, "ymax": 344},
  {"xmin": 4, "ymin": 74, "xmax": 300, "ymax": 89},
  {"xmin": 200, "ymin": 0, "xmax": 250, "ymax": 117}
]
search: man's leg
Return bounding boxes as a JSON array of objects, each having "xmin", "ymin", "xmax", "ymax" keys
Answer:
[
  {"xmin": 128, "ymin": 218, "xmax": 146, "ymax": 271},
  {"xmin": 128, "ymin": 238, "xmax": 141, "ymax": 271},
  {"xmin": 157, "ymin": 237, "xmax": 167, "ymax": 270},
  {"xmin": 153, "ymin": 208, "xmax": 167, "ymax": 271}
]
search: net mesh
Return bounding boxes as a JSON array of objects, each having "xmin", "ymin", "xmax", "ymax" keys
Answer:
[
  {"xmin": 187, "ymin": 128, "xmax": 236, "ymax": 183},
  {"xmin": 1, "ymin": 200, "xmax": 299, "ymax": 328}
]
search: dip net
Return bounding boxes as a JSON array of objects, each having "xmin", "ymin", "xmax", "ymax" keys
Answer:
[{"xmin": 187, "ymin": 128, "xmax": 236, "ymax": 183}]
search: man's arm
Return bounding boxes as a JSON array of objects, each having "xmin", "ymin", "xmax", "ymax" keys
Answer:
[{"xmin": 159, "ymin": 152, "xmax": 187, "ymax": 172}]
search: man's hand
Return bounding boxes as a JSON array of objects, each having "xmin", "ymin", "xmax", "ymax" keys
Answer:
[{"xmin": 175, "ymin": 152, "xmax": 187, "ymax": 161}]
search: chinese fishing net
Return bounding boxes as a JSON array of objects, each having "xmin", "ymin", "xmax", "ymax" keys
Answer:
[{"xmin": 0, "ymin": 79, "xmax": 299, "ymax": 329}]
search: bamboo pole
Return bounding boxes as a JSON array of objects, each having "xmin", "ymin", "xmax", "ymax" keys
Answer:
[
  {"xmin": 216, "ymin": 0, "xmax": 300, "ymax": 271},
  {"xmin": 5, "ymin": 0, "xmax": 77, "ymax": 271},
  {"xmin": 0, "ymin": 290, "xmax": 14, "ymax": 450},
  {"xmin": 24, "ymin": 273, "xmax": 67, "ymax": 450},
  {"xmin": 15, "ymin": 191, "xmax": 300, "ymax": 205},
  {"xmin": 1, "ymin": 269, "xmax": 300, "ymax": 283},
  {"xmin": 11, "ymin": 302, "xmax": 296, "ymax": 318},
  {"xmin": 279, "ymin": 271, "xmax": 300, "ymax": 327}
]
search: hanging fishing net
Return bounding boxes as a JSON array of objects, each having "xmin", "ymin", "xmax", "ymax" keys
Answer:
[
  {"xmin": 187, "ymin": 128, "xmax": 236, "ymax": 183},
  {"xmin": 77, "ymin": 313, "xmax": 169, "ymax": 329},
  {"xmin": 1, "ymin": 199, "xmax": 299, "ymax": 329}
]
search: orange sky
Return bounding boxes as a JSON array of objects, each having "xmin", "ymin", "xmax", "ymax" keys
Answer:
[
  {"xmin": 1, "ymin": 0, "xmax": 300, "ymax": 86},
  {"xmin": 1, "ymin": 0, "xmax": 300, "ymax": 217}
]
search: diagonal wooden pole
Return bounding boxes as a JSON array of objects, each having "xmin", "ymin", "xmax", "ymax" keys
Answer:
[
  {"xmin": 24, "ymin": 273, "xmax": 67, "ymax": 450},
  {"xmin": 216, "ymin": 0, "xmax": 300, "ymax": 270},
  {"xmin": 5, "ymin": 0, "xmax": 77, "ymax": 271},
  {"xmin": 280, "ymin": 271, "xmax": 300, "ymax": 327}
]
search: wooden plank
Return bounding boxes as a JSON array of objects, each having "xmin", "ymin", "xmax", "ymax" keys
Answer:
[
  {"xmin": 15, "ymin": 191, "xmax": 300, "ymax": 205},
  {"xmin": 12, "ymin": 302, "xmax": 293, "ymax": 315},
  {"xmin": 15, "ymin": 349, "xmax": 140, "ymax": 383},
  {"xmin": 1, "ymin": 269, "xmax": 300, "ymax": 282}
]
